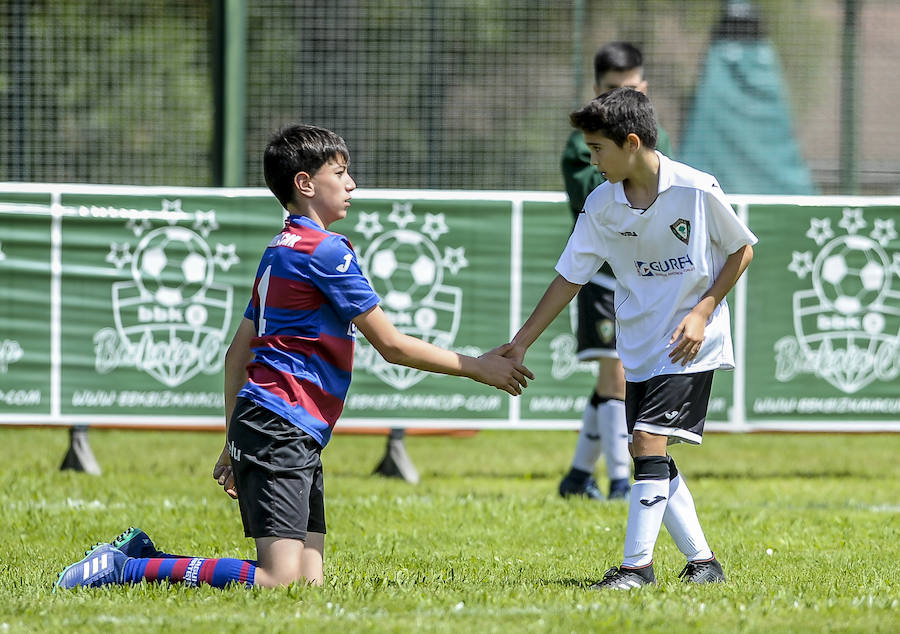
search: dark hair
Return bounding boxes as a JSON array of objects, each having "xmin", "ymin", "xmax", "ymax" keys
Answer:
[
  {"xmin": 594, "ymin": 41, "xmax": 643, "ymax": 85},
  {"xmin": 263, "ymin": 124, "xmax": 350, "ymax": 208},
  {"xmin": 569, "ymin": 87, "xmax": 658, "ymax": 149}
]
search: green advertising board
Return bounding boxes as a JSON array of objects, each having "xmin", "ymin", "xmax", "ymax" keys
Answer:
[
  {"xmin": 1, "ymin": 185, "xmax": 898, "ymax": 431},
  {"xmin": 743, "ymin": 201, "xmax": 900, "ymax": 429}
]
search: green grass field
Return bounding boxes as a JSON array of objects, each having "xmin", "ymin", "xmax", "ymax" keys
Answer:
[{"xmin": 1, "ymin": 427, "xmax": 898, "ymax": 633}]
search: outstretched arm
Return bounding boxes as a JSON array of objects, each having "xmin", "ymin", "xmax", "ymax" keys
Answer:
[
  {"xmin": 507, "ymin": 274, "xmax": 582, "ymax": 362},
  {"xmin": 669, "ymin": 244, "xmax": 754, "ymax": 365},
  {"xmin": 353, "ymin": 305, "xmax": 534, "ymax": 395}
]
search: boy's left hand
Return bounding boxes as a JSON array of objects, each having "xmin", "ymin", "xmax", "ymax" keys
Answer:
[{"xmin": 668, "ymin": 311, "xmax": 706, "ymax": 366}]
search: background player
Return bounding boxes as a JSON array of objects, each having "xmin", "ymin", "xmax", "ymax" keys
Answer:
[
  {"xmin": 55, "ymin": 124, "xmax": 533, "ymax": 590},
  {"xmin": 558, "ymin": 41, "xmax": 674, "ymax": 501}
]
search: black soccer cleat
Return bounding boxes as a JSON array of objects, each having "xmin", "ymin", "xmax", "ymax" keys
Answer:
[
  {"xmin": 590, "ymin": 563, "xmax": 656, "ymax": 590},
  {"xmin": 678, "ymin": 554, "xmax": 726, "ymax": 584},
  {"xmin": 558, "ymin": 475, "xmax": 605, "ymax": 501},
  {"xmin": 608, "ymin": 478, "xmax": 631, "ymax": 500}
]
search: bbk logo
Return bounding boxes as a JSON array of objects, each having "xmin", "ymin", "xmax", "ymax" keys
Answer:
[
  {"xmin": 92, "ymin": 200, "xmax": 240, "ymax": 387},
  {"xmin": 776, "ymin": 208, "xmax": 900, "ymax": 393},
  {"xmin": 634, "ymin": 254, "xmax": 695, "ymax": 277},
  {"xmin": 353, "ymin": 202, "xmax": 468, "ymax": 390}
]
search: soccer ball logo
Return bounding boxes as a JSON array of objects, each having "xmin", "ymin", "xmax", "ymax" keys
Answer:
[
  {"xmin": 366, "ymin": 230, "xmax": 442, "ymax": 311},
  {"xmin": 814, "ymin": 234, "xmax": 888, "ymax": 315},
  {"xmin": 132, "ymin": 226, "xmax": 212, "ymax": 307}
]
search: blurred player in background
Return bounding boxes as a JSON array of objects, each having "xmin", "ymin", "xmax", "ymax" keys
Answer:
[
  {"xmin": 558, "ymin": 41, "xmax": 673, "ymax": 501},
  {"xmin": 506, "ymin": 88, "xmax": 755, "ymax": 588},
  {"xmin": 55, "ymin": 124, "xmax": 532, "ymax": 590}
]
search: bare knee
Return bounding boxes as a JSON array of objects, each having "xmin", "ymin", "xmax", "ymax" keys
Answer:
[
  {"xmin": 631, "ymin": 430, "xmax": 667, "ymax": 456},
  {"xmin": 300, "ymin": 532, "xmax": 325, "ymax": 586},
  {"xmin": 253, "ymin": 536, "xmax": 305, "ymax": 588}
]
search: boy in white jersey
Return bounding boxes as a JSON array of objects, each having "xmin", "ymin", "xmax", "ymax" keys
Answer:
[{"xmin": 504, "ymin": 87, "xmax": 756, "ymax": 588}]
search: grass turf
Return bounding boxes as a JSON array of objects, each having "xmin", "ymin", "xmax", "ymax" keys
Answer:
[{"xmin": 1, "ymin": 428, "xmax": 898, "ymax": 632}]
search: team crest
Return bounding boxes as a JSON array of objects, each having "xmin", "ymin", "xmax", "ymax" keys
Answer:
[
  {"xmin": 669, "ymin": 218, "xmax": 691, "ymax": 244},
  {"xmin": 353, "ymin": 203, "xmax": 468, "ymax": 390},
  {"xmin": 92, "ymin": 200, "xmax": 239, "ymax": 387},
  {"xmin": 775, "ymin": 208, "xmax": 900, "ymax": 393}
]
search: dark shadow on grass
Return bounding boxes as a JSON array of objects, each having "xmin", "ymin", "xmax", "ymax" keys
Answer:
[{"xmin": 543, "ymin": 578, "xmax": 597, "ymax": 588}]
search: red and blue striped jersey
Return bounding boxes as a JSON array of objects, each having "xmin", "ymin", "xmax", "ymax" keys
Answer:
[{"xmin": 238, "ymin": 215, "xmax": 379, "ymax": 447}]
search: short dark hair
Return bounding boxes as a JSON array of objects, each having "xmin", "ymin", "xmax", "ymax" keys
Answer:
[
  {"xmin": 594, "ymin": 41, "xmax": 643, "ymax": 85},
  {"xmin": 263, "ymin": 124, "xmax": 350, "ymax": 208},
  {"xmin": 569, "ymin": 87, "xmax": 658, "ymax": 149}
]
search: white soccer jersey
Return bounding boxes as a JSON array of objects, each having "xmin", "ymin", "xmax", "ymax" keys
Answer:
[{"xmin": 555, "ymin": 152, "xmax": 758, "ymax": 382}]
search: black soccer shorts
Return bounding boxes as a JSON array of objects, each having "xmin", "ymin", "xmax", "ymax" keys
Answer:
[
  {"xmin": 624, "ymin": 371, "xmax": 715, "ymax": 445},
  {"xmin": 228, "ymin": 397, "xmax": 326, "ymax": 541},
  {"xmin": 575, "ymin": 279, "xmax": 618, "ymax": 361}
]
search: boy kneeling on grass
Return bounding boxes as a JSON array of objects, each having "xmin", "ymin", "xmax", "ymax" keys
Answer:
[
  {"xmin": 55, "ymin": 124, "xmax": 532, "ymax": 590},
  {"xmin": 502, "ymin": 87, "xmax": 756, "ymax": 589}
]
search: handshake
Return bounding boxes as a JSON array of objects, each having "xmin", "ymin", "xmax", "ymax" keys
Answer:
[{"xmin": 471, "ymin": 341, "xmax": 533, "ymax": 396}]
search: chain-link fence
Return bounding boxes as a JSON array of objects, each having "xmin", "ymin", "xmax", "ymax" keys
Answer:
[{"xmin": 2, "ymin": 1, "xmax": 898, "ymax": 194}]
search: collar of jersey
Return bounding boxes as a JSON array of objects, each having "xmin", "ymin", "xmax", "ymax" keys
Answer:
[
  {"xmin": 612, "ymin": 151, "xmax": 674, "ymax": 213},
  {"xmin": 286, "ymin": 214, "xmax": 324, "ymax": 231}
]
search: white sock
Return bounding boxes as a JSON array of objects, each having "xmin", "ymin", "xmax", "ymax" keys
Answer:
[
  {"xmin": 598, "ymin": 399, "xmax": 630, "ymax": 481},
  {"xmin": 622, "ymin": 478, "xmax": 669, "ymax": 567},
  {"xmin": 662, "ymin": 474, "xmax": 713, "ymax": 562},
  {"xmin": 571, "ymin": 402, "xmax": 602, "ymax": 473}
]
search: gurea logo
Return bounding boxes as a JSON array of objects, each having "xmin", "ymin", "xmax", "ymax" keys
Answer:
[
  {"xmin": 354, "ymin": 202, "xmax": 469, "ymax": 390},
  {"xmin": 778, "ymin": 208, "xmax": 900, "ymax": 393},
  {"xmin": 634, "ymin": 254, "xmax": 695, "ymax": 277}
]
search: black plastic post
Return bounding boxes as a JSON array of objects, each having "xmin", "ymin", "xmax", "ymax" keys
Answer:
[{"xmin": 60, "ymin": 425, "xmax": 102, "ymax": 475}]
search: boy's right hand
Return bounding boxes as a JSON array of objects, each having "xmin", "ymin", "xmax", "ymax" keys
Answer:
[
  {"xmin": 475, "ymin": 344, "xmax": 534, "ymax": 395},
  {"xmin": 490, "ymin": 341, "xmax": 527, "ymax": 365},
  {"xmin": 213, "ymin": 447, "xmax": 238, "ymax": 499}
]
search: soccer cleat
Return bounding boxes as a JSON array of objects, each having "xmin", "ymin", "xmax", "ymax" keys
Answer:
[
  {"xmin": 678, "ymin": 555, "xmax": 726, "ymax": 584},
  {"xmin": 590, "ymin": 564, "xmax": 656, "ymax": 590},
  {"xmin": 54, "ymin": 543, "xmax": 128, "ymax": 590},
  {"xmin": 608, "ymin": 478, "xmax": 631, "ymax": 500},
  {"xmin": 558, "ymin": 475, "xmax": 605, "ymax": 501},
  {"xmin": 110, "ymin": 527, "xmax": 159, "ymax": 559}
]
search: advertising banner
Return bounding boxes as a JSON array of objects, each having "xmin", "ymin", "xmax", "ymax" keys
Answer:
[
  {"xmin": 745, "ymin": 203, "xmax": 900, "ymax": 428},
  {"xmin": 1, "ymin": 185, "xmax": 898, "ymax": 431}
]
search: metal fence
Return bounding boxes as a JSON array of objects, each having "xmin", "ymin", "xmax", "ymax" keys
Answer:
[{"xmin": 1, "ymin": 1, "xmax": 898, "ymax": 194}]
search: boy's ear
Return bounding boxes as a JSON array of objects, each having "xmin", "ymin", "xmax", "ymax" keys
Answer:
[
  {"xmin": 293, "ymin": 171, "xmax": 314, "ymax": 198},
  {"xmin": 625, "ymin": 132, "xmax": 642, "ymax": 152}
]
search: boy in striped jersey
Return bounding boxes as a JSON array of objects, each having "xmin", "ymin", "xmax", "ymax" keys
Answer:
[{"xmin": 55, "ymin": 125, "xmax": 532, "ymax": 590}]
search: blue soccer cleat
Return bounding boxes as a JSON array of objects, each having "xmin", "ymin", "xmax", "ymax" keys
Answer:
[
  {"xmin": 82, "ymin": 526, "xmax": 159, "ymax": 559},
  {"xmin": 109, "ymin": 526, "xmax": 159, "ymax": 559},
  {"xmin": 54, "ymin": 543, "xmax": 128, "ymax": 590}
]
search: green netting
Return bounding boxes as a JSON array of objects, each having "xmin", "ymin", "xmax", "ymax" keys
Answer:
[{"xmin": 1, "ymin": 1, "xmax": 898, "ymax": 193}]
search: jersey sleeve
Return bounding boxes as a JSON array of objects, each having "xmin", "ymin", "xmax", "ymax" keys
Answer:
[
  {"xmin": 554, "ymin": 212, "xmax": 608, "ymax": 284},
  {"xmin": 706, "ymin": 180, "xmax": 758, "ymax": 254},
  {"xmin": 308, "ymin": 235, "xmax": 380, "ymax": 322}
]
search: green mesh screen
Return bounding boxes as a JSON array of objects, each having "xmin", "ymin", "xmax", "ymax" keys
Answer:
[{"xmin": 2, "ymin": 1, "xmax": 899, "ymax": 193}]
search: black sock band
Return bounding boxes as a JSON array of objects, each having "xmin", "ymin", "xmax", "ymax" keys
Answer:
[
  {"xmin": 590, "ymin": 391, "xmax": 608, "ymax": 408},
  {"xmin": 667, "ymin": 455, "xmax": 678, "ymax": 481},
  {"xmin": 633, "ymin": 455, "xmax": 670, "ymax": 481}
]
